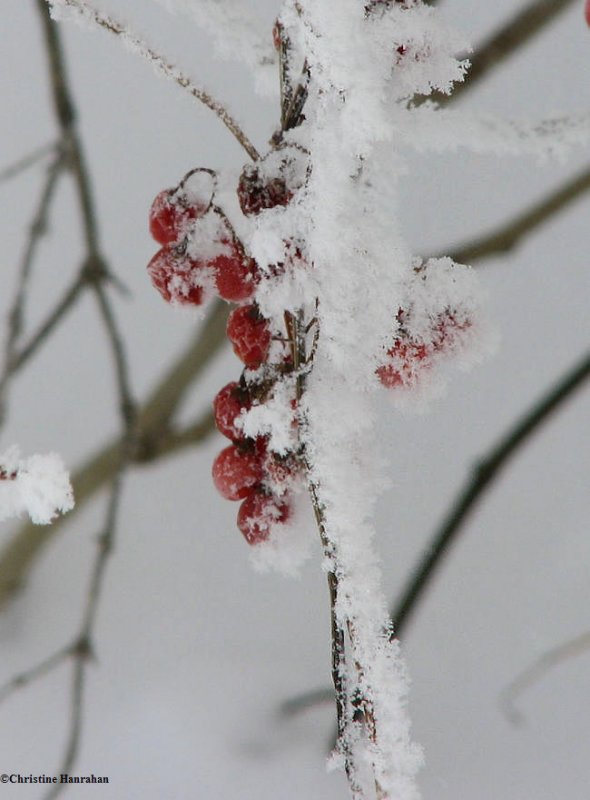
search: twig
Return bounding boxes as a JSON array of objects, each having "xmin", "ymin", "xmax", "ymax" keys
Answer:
[
  {"xmin": 0, "ymin": 642, "xmax": 74, "ymax": 705},
  {"xmin": 0, "ymin": 299, "xmax": 226, "ymax": 607},
  {"xmin": 448, "ymin": 164, "xmax": 590, "ymax": 264},
  {"xmin": 0, "ymin": 150, "xmax": 67, "ymax": 422},
  {"xmin": 7, "ymin": 274, "xmax": 87, "ymax": 375},
  {"xmin": 46, "ymin": 0, "xmax": 260, "ymax": 161},
  {"xmin": 388, "ymin": 347, "xmax": 590, "ymax": 640},
  {"xmin": 0, "ymin": 140, "xmax": 59, "ymax": 185},
  {"xmin": 43, "ymin": 472, "xmax": 124, "ymax": 800},
  {"xmin": 17, "ymin": 6, "xmax": 140, "ymax": 795},
  {"xmin": 432, "ymin": 0, "xmax": 578, "ymax": 107},
  {"xmin": 499, "ymin": 631, "xmax": 590, "ymax": 725},
  {"xmin": 282, "ymin": 348, "xmax": 590, "ymax": 713}
]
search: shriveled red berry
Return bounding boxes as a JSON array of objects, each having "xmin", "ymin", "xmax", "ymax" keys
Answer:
[
  {"xmin": 237, "ymin": 165, "xmax": 292, "ymax": 216},
  {"xmin": 431, "ymin": 310, "xmax": 471, "ymax": 352},
  {"xmin": 585, "ymin": 0, "xmax": 590, "ymax": 27},
  {"xmin": 211, "ymin": 240, "xmax": 258, "ymax": 303},
  {"xmin": 237, "ymin": 490, "xmax": 291, "ymax": 545},
  {"xmin": 147, "ymin": 246, "xmax": 206, "ymax": 306},
  {"xmin": 376, "ymin": 339, "xmax": 429, "ymax": 389},
  {"xmin": 212, "ymin": 444, "xmax": 263, "ymax": 501},
  {"xmin": 213, "ymin": 382, "xmax": 251, "ymax": 441},
  {"xmin": 149, "ymin": 189, "xmax": 202, "ymax": 245},
  {"xmin": 227, "ymin": 305, "xmax": 271, "ymax": 368}
]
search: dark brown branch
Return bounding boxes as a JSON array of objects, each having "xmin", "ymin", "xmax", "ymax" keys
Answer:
[
  {"xmin": 448, "ymin": 164, "xmax": 590, "ymax": 264},
  {"xmin": 433, "ymin": 0, "xmax": 578, "ymax": 107},
  {"xmin": 46, "ymin": 0, "xmax": 260, "ymax": 161}
]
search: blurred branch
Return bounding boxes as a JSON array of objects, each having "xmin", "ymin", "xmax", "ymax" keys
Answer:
[
  {"xmin": 386, "ymin": 349, "xmax": 590, "ymax": 640},
  {"xmin": 283, "ymin": 348, "xmax": 590, "ymax": 714},
  {"xmin": 0, "ymin": 140, "xmax": 58, "ymax": 184},
  {"xmin": 433, "ymin": 0, "xmax": 578, "ymax": 106},
  {"xmin": 0, "ymin": 642, "xmax": 74, "ymax": 705},
  {"xmin": 0, "ymin": 301, "xmax": 227, "ymax": 607},
  {"xmin": 448, "ymin": 164, "xmax": 590, "ymax": 264},
  {"xmin": 46, "ymin": 0, "xmax": 260, "ymax": 161},
  {"xmin": 8, "ymin": 274, "xmax": 87, "ymax": 374},
  {"xmin": 499, "ymin": 630, "xmax": 590, "ymax": 725},
  {"xmin": 19, "ymin": 5, "xmax": 140, "ymax": 795},
  {"xmin": 0, "ymin": 149, "xmax": 67, "ymax": 422},
  {"xmin": 43, "ymin": 472, "xmax": 125, "ymax": 800}
]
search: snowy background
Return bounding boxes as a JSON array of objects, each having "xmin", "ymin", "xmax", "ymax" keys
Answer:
[{"xmin": 0, "ymin": 1, "xmax": 589, "ymax": 798}]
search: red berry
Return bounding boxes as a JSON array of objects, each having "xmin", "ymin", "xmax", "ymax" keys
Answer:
[
  {"xmin": 211, "ymin": 241, "xmax": 258, "ymax": 303},
  {"xmin": 227, "ymin": 305, "xmax": 271, "ymax": 368},
  {"xmin": 237, "ymin": 490, "xmax": 291, "ymax": 545},
  {"xmin": 147, "ymin": 246, "xmax": 206, "ymax": 306},
  {"xmin": 376, "ymin": 338, "xmax": 429, "ymax": 389},
  {"xmin": 213, "ymin": 382, "xmax": 251, "ymax": 440},
  {"xmin": 237, "ymin": 165, "xmax": 292, "ymax": 216},
  {"xmin": 212, "ymin": 444, "xmax": 263, "ymax": 501},
  {"xmin": 148, "ymin": 189, "xmax": 201, "ymax": 245},
  {"xmin": 586, "ymin": 0, "xmax": 590, "ymax": 27},
  {"xmin": 431, "ymin": 310, "xmax": 471, "ymax": 353},
  {"xmin": 272, "ymin": 19, "xmax": 282, "ymax": 51}
]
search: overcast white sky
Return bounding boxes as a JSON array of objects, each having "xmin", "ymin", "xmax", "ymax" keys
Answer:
[{"xmin": 0, "ymin": 2, "xmax": 589, "ymax": 798}]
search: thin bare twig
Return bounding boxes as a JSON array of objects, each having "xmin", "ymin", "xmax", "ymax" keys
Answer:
[
  {"xmin": 499, "ymin": 631, "xmax": 590, "ymax": 725},
  {"xmin": 0, "ymin": 642, "xmax": 74, "ymax": 705},
  {"xmin": 46, "ymin": 0, "xmax": 260, "ymax": 161},
  {"xmin": 8, "ymin": 274, "xmax": 87, "ymax": 374},
  {"xmin": 388, "ymin": 348, "xmax": 590, "ymax": 640},
  {"xmin": 43, "ymin": 472, "xmax": 124, "ymax": 800},
  {"xmin": 21, "ymin": 5, "xmax": 140, "ymax": 795},
  {"xmin": 0, "ymin": 150, "xmax": 67, "ymax": 422},
  {"xmin": 0, "ymin": 140, "xmax": 59, "ymax": 185},
  {"xmin": 0, "ymin": 297, "xmax": 227, "ymax": 608}
]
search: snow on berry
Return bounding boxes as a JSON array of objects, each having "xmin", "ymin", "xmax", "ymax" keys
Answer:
[
  {"xmin": 148, "ymin": 170, "xmax": 216, "ymax": 246},
  {"xmin": 237, "ymin": 147, "xmax": 308, "ymax": 216},
  {"xmin": 226, "ymin": 304, "xmax": 272, "ymax": 368},
  {"xmin": 211, "ymin": 443, "xmax": 264, "ymax": 501},
  {"xmin": 376, "ymin": 337, "xmax": 430, "ymax": 389},
  {"xmin": 147, "ymin": 246, "xmax": 213, "ymax": 307},
  {"xmin": 213, "ymin": 382, "xmax": 251, "ymax": 441},
  {"xmin": 237, "ymin": 489, "xmax": 291, "ymax": 545},
  {"xmin": 211, "ymin": 241, "xmax": 258, "ymax": 303}
]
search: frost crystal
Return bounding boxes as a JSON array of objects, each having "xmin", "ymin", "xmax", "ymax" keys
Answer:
[{"xmin": 0, "ymin": 447, "xmax": 74, "ymax": 525}]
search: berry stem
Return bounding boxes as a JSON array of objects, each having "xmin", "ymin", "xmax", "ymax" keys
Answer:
[{"xmin": 47, "ymin": 0, "xmax": 261, "ymax": 162}]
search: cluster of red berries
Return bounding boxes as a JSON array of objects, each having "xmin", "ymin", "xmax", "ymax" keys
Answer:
[
  {"xmin": 147, "ymin": 169, "xmax": 259, "ymax": 306},
  {"xmin": 211, "ymin": 377, "xmax": 301, "ymax": 545},
  {"xmin": 148, "ymin": 155, "xmax": 307, "ymax": 545},
  {"xmin": 377, "ymin": 306, "xmax": 471, "ymax": 389},
  {"xmin": 210, "ymin": 152, "xmax": 310, "ymax": 544}
]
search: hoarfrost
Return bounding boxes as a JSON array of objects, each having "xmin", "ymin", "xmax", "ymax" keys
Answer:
[{"xmin": 0, "ymin": 446, "xmax": 74, "ymax": 525}]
